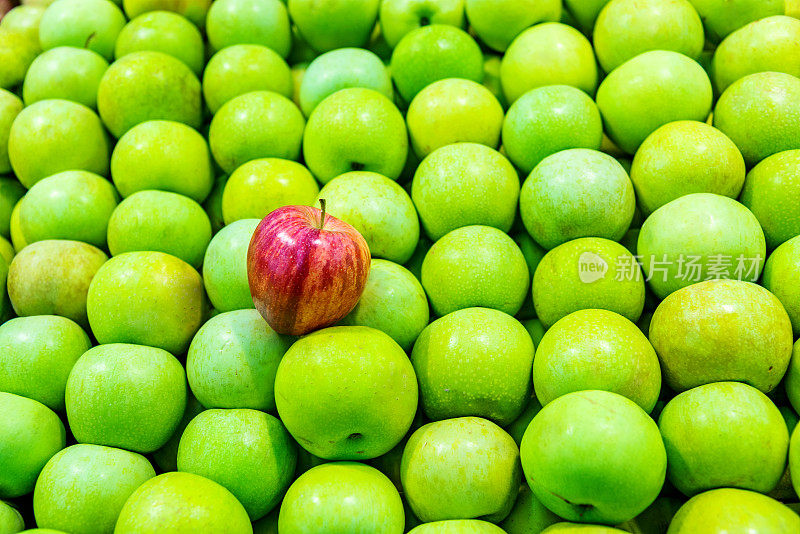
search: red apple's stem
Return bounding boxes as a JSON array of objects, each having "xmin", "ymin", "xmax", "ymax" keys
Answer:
[{"xmin": 318, "ymin": 198, "xmax": 327, "ymax": 230}]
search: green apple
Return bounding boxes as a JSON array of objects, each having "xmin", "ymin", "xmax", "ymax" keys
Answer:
[
  {"xmin": 279, "ymin": 462, "xmax": 404, "ymax": 534},
  {"xmin": 209, "ymin": 90, "xmax": 305, "ymax": 174},
  {"xmin": 115, "ymin": 11, "xmax": 205, "ymax": 76},
  {"xmin": 562, "ymin": 0, "xmax": 610, "ymax": 33},
  {"xmin": 122, "ymin": 0, "xmax": 212, "ymax": 29},
  {"xmin": 19, "ymin": 170, "xmax": 118, "ymax": 247},
  {"xmin": 466, "ymin": 0, "xmax": 560, "ymax": 52},
  {"xmin": 713, "ymin": 72, "xmax": 800, "ymax": 166},
  {"xmin": 617, "ymin": 496, "xmax": 683, "ymax": 534},
  {"xmin": 110, "ymin": 119, "xmax": 213, "ymax": 203},
  {"xmin": 33, "ymin": 444, "xmax": 156, "ymax": 534},
  {"xmin": 288, "ymin": 0, "xmax": 379, "ymax": 52},
  {"xmin": 521, "ymin": 390, "xmax": 666, "ymax": 524},
  {"xmin": 409, "ymin": 520, "xmax": 506, "ymax": 533},
  {"xmin": 316, "ymin": 171, "xmax": 419, "ymax": 263},
  {"xmin": 649, "ymin": 279, "xmax": 793, "ymax": 393},
  {"xmin": 763, "ymin": 236, "xmax": 800, "ymax": 336},
  {"xmin": 0, "ymin": 315, "xmax": 90, "ymax": 411},
  {"xmin": 481, "ymin": 53, "xmax": 505, "ymax": 107},
  {"xmin": 202, "ymin": 218, "xmax": 258, "ymax": 312},
  {"xmin": 0, "ymin": 5, "xmax": 45, "ymax": 43},
  {"xmin": 38, "ymin": 0, "xmax": 125, "ymax": 60},
  {"xmin": 115, "ymin": 472, "xmax": 252, "ymax": 534},
  {"xmin": 422, "ymin": 225, "xmax": 529, "ymax": 316},
  {"xmin": 532, "ymin": 237, "xmax": 645, "ymax": 329},
  {"xmin": 740, "ymin": 150, "xmax": 800, "ymax": 249},
  {"xmin": 500, "ymin": 485, "xmax": 560, "ymax": 534},
  {"xmin": 222, "ymin": 158, "xmax": 318, "ymax": 224},
  {"xmin": 275, "ymin": 326, "xmax": 418, "ymax": 460},
  {"xmin": 412, "ymin": 143, "xmax": 519, "ymax": 241},
  {"xmin": 379, "ymin": 0, "xmax": 465, "ymax": 48},
  {"xmin": 22, "ymin": 47, "xmax": 108, "ymax": 109},
  {"xmin": 506, "ymin": 395, "xmax": 543, "ymax": 446},
  {"xmin": 659, "ymin": 381, "xmax": 787, "ymax": 496},
  {"xmin": 513, "ymin": 231, "xmax": 546, "ymax": 320},
  {"xmin": 502, "ymin": 84, "xmax": 602, "ymax": 175},
  {"xmin": 637, "ymin": 193, "xmax": 766, "ymax": 298},
  {"xmin": 411, "ymin": 307, "xmax": 534, "ymax": 425},
  {"xmin": 0, "ymin": 392, "xmax": 65, "ymax": 499},
  {"xmin": 151, "ymin": 392, "xmax": 204, "ymax": 473},
  {"xmin": 596, "ymin": 50, "xmax": 712, "ymax": 154},
  {"xmin": 390, "ymin": 24, "xmax": 483, "ymax": 102},
  {"xmin": 402, "ymin": 417, "xmax": 520, "ymax": 522},
  {"xmin": 630, "ymin": 121, "xmax": 745, "ymax": 215},
  {"xmin": 500, "ymin": 23, "xmax": 597, "ymax": 105},
  {"xmin": 86, "ymin": 251, "xmax": 203, "ymax": 354},
  {"xmin": 542, "ymin": 525, "xmax": 629, "ymax": 533},
  {"xmin": 107, "ymin": 190, "xmax": 211, "ymax": 269},
  {"xmin": 7, "ymin": 239, "xmax": 107, "ymax": 327},
  {"xmin": 206, "ymin": 0, "xmax": 291, "ymax": 56},
  {"xmin": 687, "ymin": 0, "xmax": 785, "ymax": 42},
  {"xmin": 203, "ymin": 174, "xmax": 227, "ymax": 233},
  {"xmin": 0, "ymin": 500, "xmax": 24, "ymax": 533},
  {"xmin": 0, "ymin": 29, "xmax": 38, "ymax": 90},
  {"xmin": 299, "ymin": 48, "xmax": 392, "ymax": 117},
  {"xmin": 203, "ymin": 44, "xmax": 293, "ymax": 114},
  {"xmin": 8, "ymin": 99, "xmax": 110, "ymax": 188},
  {"xmin": 520, "ymin": 148, "xmax": 634, "ymax": 250},
  {"xmin": 303, "ymin": 88, "xmax": 407, "ymax": 184},
  {"xmin": 791, "ymin": 421, "xmax": 800, "ymax": 499},
  {"xmin": 187, "ymin": 309, "xmax": 293, "ymax": 410},
  {"xmin": 339, "ymin": 259, "xmax": 429, "ymax": 351},
  {"xmin": 0, "ymin": 90, "xmax": 23, "ymax": 175}
]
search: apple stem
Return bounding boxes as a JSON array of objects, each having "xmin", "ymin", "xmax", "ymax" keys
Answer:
[
  {"xmin": 84, "ymin": 32, "xmax": 96, "ymax": 49},
  {"xmin": 318, "ymin": 198, "xmax": 327, "ymax": 229}
]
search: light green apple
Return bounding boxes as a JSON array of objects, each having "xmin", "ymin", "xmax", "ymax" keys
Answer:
[
  {"xmin": 411, "ymin": 143, "xmax": 518, "ymax": 241},
  {"xmin": 481, "ymin": 53, "xmax": 505, "ymax": 107},
  {"xmin": 316, "ymin": 171, "xmax": 419, "ymax": 263},
  {"xmin": 33, "ymin": 444, "xmax": 156, "ymax": 534},
  {"xmin": 38, "ymin": 0, "xmax": 125, "ymax": 60},
  {"xmin": 209, "ymin": 90, "xmax": 305, "ymax": 174},
  {"xmin": 222, "ymin": 158, "xmax": 318, "ymax": 224},
  {"xmin": 206, "ymin": 0, "xmax": 291, "ymax": 56},
  {"xmin": 421, "ymin": 225, "xmax": 529, "ymax": 316},
  {"xmin": 562, "ymin": 0, "xmax": 611, "ymax": 33},
  {"xmin": 390, "ymin": 24, "xmax": 483, "ymax": 102},
  {"xmin": 649, "ymin": 279, "xmax": 793, "ymax": 393},
  {"xmin": 110, "ymin": 119, "xmax": 213, "ymax": 203},
  {"xmin": 0, "ymin": 5, "xmax": 45, "ymax": 43},
  {"xmin": 637, "ymin": 193, "xmax": 766, "ymax": 298},
  {"xmin": 0, "ymin": 315, "xmax": 90, "ymax": 411},
  {"xmin": 288, "ymin": 0, "xmax": 379, "ymax": 52},
  {"xmin": 409, "ymin": 520, "xmax": 506, "ymax": 533},
  {"xmin": 279, "ymin": 462, "xmax": 404, "ymax": 534},
  {"xmin": 763, "ymin": 236, "xmax": 800, "ymax": 336},
  {"xmin": 202, "ymin": 218, "xmax": 258, "ymax": 312},
  {"xmin": 151, "ymin": 392, "xmax": 204, "ymax": 473},
  {"xmin": 115, "ymin": 11, "xmax": 205, "ymax": 76},
  {"xmin": 630, "ymin": 121, "xmax": 745, "ymax": 215},
  {"xmin": 0, "ymin": 29, "xmax": 38, "ymax": 90},
  {"xmin": 122, "ymin": 0, "xmax": 211, "ymax": 29},
  {"xmin": 379, "ymin": 0, "xmax": 465, "ymax": 48},
  {"xmin": 22, "ymin": 47, "xmax": 108, "ymax": 109},
  {"xmin": 616, "ymin": 496, "xmax": 683, "ymax": 534},
  {"xmin": 187, "ymin": 309, "xmax": 293, "ymax": 410},
  {"xmin": 0, "ymin": 392, "xmax": 65, "ymax": 499},
  {"xmin": 19, "ymin": 170, "xmax": 118, "ymax": 247},
  {"xmin": 107, "ymin": 190, "xmax": 211, "ymax": 269},
  {"xmin": 687, "ymin": 0, "xmax": 786, "ymax": 42},
  {"xmin": 500, "ymin": 23, "xmax": 597, "ymax": 105},
  {"xmin": 521, "ymin": 390, "xmax": 666, "ymax": 524},
  {"xmin": 274, "ymin": 326, "xmax": 418, "ymax": 460},
  {"xmin": 303, "ymin": 88, "xmax": 407, "ymax": 183},
  {"xmin": 596, "ymin": 50, "xmax": 712, "ymax": 154},
  {"xmin": 0, "ymin": 500, "xmax": 24, "ymax": 533},
  {"xmin": 115, "ymin": 472, "xmax": 252, "ymax": 534},
  {"xmin": 203, "ymin": 44, "xmax": 293, "ymax": 114},
  {"xmin": 8, "ymin": 99, "xmax": 110, "ymax": 188},
  {"xmin": 466, "ymin": 0, "xmax": 560, "ymax": 52},
  {"xmin": 7, "ymin": 239, "xmax": 107, "ymax": 327},
  {"xmin": 411, "ymin": 307, "xmax": 534, "ymax": 425},
  {"xmin": 500, "ymin": 485, "xmax": 560, "ymax": 534},
  {"xmin": 0, "ymin": 90, "xmax": 23, "ymax": 175},
  {"xmin": 542, "ymin": 525, "xmax": 629, "ymax": 533},
  {"xmin": 502, "ymin": 84, "xmax": 602, "ymax": 175},
  {"xmin": 713, "ymin": 72, "xmax": 800, "ymax": 166}
]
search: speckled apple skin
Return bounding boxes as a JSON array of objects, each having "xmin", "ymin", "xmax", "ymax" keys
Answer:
[{"xmin": 762, "ymin": 235, "xmax": 800, "ymax": 336}]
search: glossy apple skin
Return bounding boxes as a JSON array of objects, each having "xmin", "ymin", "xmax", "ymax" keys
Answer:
[{"xmin": 248, "ymin": 205, "xmax": 370, "ymax": 335}]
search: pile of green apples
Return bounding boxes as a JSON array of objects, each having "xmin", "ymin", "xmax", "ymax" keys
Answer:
[{"xmin": 2, "ymin": 0, "xmax": 800, "ymax": 532}]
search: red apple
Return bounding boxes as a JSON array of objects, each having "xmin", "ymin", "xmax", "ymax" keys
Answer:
[{"xmin": 247, "ymin": 200, "xmax": 371, "ymax": 335}]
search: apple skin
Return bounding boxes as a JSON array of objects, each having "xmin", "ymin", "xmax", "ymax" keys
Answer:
[
  {"xmin": 206, "ymin": 0, "xmax": 290, "ymax": 56},
  {"xmin": 521, "ymin": 390, "xmax": 666, "ymax": 524},
  {"xmin": 562, "ymin": 0, "xmax": 609, "ymax": 33},
  {"xmin": 409, "ymin": 520, "xmax": 506, "ymax": 533},
  {"xmin": 0, "ymin": 5, "xmax": 44, "ymax": 42},
  {"xmin": 38, "ymin": 0, "xmax": 125, "ymax": 60},
  {"xmin": 274, "ymin": 326, "xmax": 418, "ymax": 459},
  {"xmin": 150, "ymin": 392, "xmax": 204, "ymax": 473},
  {"xmin": 542, "ymin": 525, "xmax": 629, "ymax": 533},
  {"xmin": 0, "ymin": 315, "xmax": 90, "ymax": 411},
  {"xmin": 288, "ymin": 0, "xmax": 379, "ymax": 53},
  {"xmin": 0, "ymin": 89, "xmax": 23, "ymax": 175},
  {"xmin": 0, "ymin": 28, "xmax": 38, "ymax": 90},
  {"xmin": 203, "ymin": 174, "xmax": 227, "ymax": 233},
  {"xmin": 247, "ymin": 204, "xmax": 370, "ymax": 335},
  {"xmin": 0, "ymin": 501, "xmax": 24, "ymax": 533},
  {"xmin": 616, "ymin": 496, "xmax": 683, "ymax": 534},
  {"xmin": 500, "ymin": 485, "xmax": 560, "ymax": 534},
  {"xmin": 115, "ymin": 11, "xmax": 205, "ymax": 76},
  {"xmin": 0, "ymin": 392, "xmax": 65, "ymax": 499},
  {"xmin": 203, "ymin": 218, "xmax": 259, "ymax": 312},
  {"xmin": 114, "ymin": 472, "xmax": 253, "ymax": 534},
  {"xmin": 763, "ymin": 236, "xmax": 800, "ymax": 336},
  {"xmin": 279, "ymin": 462, "xmax": 404, "ymax": 534},
  {"xmin": 379, "ymin": 0, "xmax": 465, "ymax": 48},
  {"xmin": 666, "ymin": 488, "xmax": 800, "ymax": 533},
  {"xmin": 22, "ymin": 47, "xmax": 108, "ymax": 109},
  {"xmin": 466, "ymin": 0, "xmax": 560, "ymax": 52},
  {"xmin": 33, "ymin": 444, "xmax": 156, "ymax": 534},
  {"xmin": 122, "ymin": 0, "xmax": 211, "ymax": 29},
  {"xmin": 687, "ymin": 0, "xmax": 785, "ymax": 43},
  {"xmin": 187, "ymin": 309, "xmax": 293, "ymax": 410}
]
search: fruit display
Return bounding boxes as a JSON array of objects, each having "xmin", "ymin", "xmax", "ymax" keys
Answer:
[{"xmin": 2, "ymin": 0, "xmax": 800, "ymax": 533}]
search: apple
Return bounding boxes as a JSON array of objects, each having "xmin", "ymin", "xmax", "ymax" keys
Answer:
[
  {"xmin": 513, "ymin": 231, "xmax": 547, "ymax": 320},
  {"xmin": 500, "ymin": 485, "xmax": 560, "ymax": 534},
  {"xmin": 506, "ymin": 395, "xmax": 543, "ymax": 446},
  {"xmin": 203, "ymin": 218, "xmax": 259, "ymax": 312},
  {"xmin": 0, "ymin": 90, "xmax": 23, "ymax": 176},
  {"xmin": 206, "ymin": 0, "xmax": 291, "ymax": 56},
  {"xmin": 110, "ymin": 119, "xmax": 213, "ymax": 203},
  {"xmin": 203, "ymin": 44, "xmax": 293, "ymax": 114},
  {"xmin": 38, "ymin": 0, "xmax": 124, "ymax": 60},
  {"xmin": 562, "ymin": 0, "xmax": 610, "ymax": 34},
  {"xmin": 542, "ymin": 525, "xmax": 629, "ymax": 533},
  {"xmin": 279, "ymin": 462, "xmax": 404, "ymax": 534},
  {"xmin": 792, "ymin": 422, "xmax": 800, "ymax": 498},
  {"xmin": 222, "ymin": 158, "xmax": 319, "ymax": 225},
  {"xmin": 466, "ymin": 0, "xmax": 560, "ymax": 52},
  {"xmin": 649, "ymin": 279, "xmax": 793, "ymax": 393},
  {"xmin": 763, "ymin": 236, "xmax": 800, "ymax": 336},
  {"xmin": 500, "ymin": 23, "xmax": 597, "ymax": 105},
  {"xmin": 288, "ymin": 0, "xmax": 379, "ymax": 52},
  {"xmin": 122, "ymin": 0, "xmax": 211, "ymax": 29},
  {"xmin": 669, "ymin": 489, "xmax": 800, "ymax": 532},
  {"xmin": 115, "ymin": 11, "xmax": 205, "ymax": 76},
  {"xmin": 186, "ymin": 309, "xmax": 293, "ymax": 410},
  {"xmin": 114, "ymin": 472, "xmax": 252, "ymax": 534},
  {"xmin": 33, "ymin": 444, "xmax": 156, "ymax": 534},
  {"xmin": 617, "ymin": 496, "xmax": 683, "ymax": 534},
  {"xmin": 687, "ymin": 0, "xmax": 785, "ymax": 42},
  {"xmin": 0, "ymin": 29, "xmax": 37, "ymax": 90},
  {"xmin": 0, "ymin": 501, "xmax": 23, "ymax": 533},
  {"xmin": 151, "ymin": 392, "xmax": 203, "ymax": 473},
  {"xmin": 379, "ymin": 0, "xmax": 465, "ymax": 48},
  {"xmin": 9, "ymin": 200, "xmax": 29, "ymax": 252},
  {"xmin": 0, "ymin": 5, "xmax": 44, "ymax": 43},
  {"xmin": 203, "ymin": 175, "xmax": 228, "ymax": 233},
  {"xmin": 0, "ymin": 392, "xmax": 65, "ymax": 499},
  {"xmin": 302, "ymin": 88, "xmax": 407, "ymax": 184},
  {"xmin": 409, "ymin": 520, "xmax": 506, "ymax": 533},
  {"xmin": 22, "ymin": 47, "xmax": 108, "ymax": 109}
]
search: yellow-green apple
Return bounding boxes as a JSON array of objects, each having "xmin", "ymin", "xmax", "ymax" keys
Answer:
[
  {"xmin": 500, "ymin": 485, "xmax": 560, "ymax": 534},
  {"xmin": 465, "ymin": 0, "xmax": 561, "ymax": 51},
  {"xmin": 288, "ymin": 0, "xmax": 379, "ymax": 52},
  {"xmin": 38, "ymin": 0, "xmax": 125, "ymax": 60},
  {"xmin": 122, "ymin": 0, "xmax": 211, "ymax": 29},
  {"xmin": 686, "ymin": 0, "xmax": 785, "ymax": 43},
  {"xmin": 22, "ymin": 47, "xmax": 108, "ymax": 109},
  {"xmin": 115, "ymin": 11, "xmax": 204, "ymax": 76},
  {"xmin": 206, "ymin": 0, "xmax": 290, "ymax": 55},
  {"xmin": 409, "ymin": 520, "xmax": 506, "ymax": 533},
  {"xmin": 762, "ymin": 236, "xmax": 800, "ymax": 336},
  {"xmin": 379, "ymin": 0, "xmax": 465, "ymax": 48}
]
